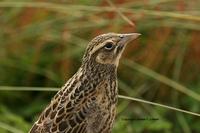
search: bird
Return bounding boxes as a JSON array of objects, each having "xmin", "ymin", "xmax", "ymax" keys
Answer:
[{"xmin": 29, "ymin": 32, "xmax": 140, "ymax": 133}]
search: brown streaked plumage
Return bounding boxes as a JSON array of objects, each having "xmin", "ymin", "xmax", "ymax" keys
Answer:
[{"xmin": 29, "ymin": 33, "xmax": 140, "ymax": 133}]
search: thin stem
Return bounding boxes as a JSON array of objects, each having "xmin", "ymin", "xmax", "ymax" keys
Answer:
[
  {"xmin": 0, "ymin": 86, "xmax": 199, "ymax": 117},
  {"xmin": 106, "ymin": 0, "xmax": 135, "ymax": 27},
  {"xmin": 118, "ymin": 95, "xmax": 200, "ymax": 117}
]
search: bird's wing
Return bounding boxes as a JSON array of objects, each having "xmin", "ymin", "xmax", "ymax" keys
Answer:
[{"xmin": 29, "ymin": 83, "xmax": 96, "ymax": 133}]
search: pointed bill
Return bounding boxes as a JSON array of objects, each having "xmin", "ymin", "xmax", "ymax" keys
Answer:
[{"xmin": 119, "ymin": 33, "xmax": 141, "ymax": 45}]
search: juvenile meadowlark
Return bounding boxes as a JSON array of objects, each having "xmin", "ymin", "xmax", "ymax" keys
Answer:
[{"xmin": 29, "ymin": 33, "xmax": 140, "ymax": 133}]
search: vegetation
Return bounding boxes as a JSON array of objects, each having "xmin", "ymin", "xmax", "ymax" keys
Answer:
[{"xmin": 0, "ymin": 0, "xmax": 200, "ymax": 132}]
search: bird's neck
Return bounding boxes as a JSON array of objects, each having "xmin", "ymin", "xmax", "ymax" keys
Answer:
[
  {"xmin": 81, "ymin": 59, "xmax": 117, "ymax": 79},
  {"xmin": 78, "ymin": 60, "xmax": 118, "ymax": 104}
]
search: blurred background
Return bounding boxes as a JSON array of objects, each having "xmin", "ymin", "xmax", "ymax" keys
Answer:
[{"xmin": 0, "ymin": 0, "xmax": 200, "ymax": 133}]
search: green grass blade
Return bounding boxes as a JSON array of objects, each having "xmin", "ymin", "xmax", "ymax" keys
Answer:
[
  {"xmin": 0, "ymin": 121, "xmax": 24, "ymax": 133},
  {"xmin": 0, "ymin": 86, "xmax": 199, "ymax": 117},
  {"xmin": 123, "ymin": 59, "xmax": 200, "ymax": 102},
  {"xmin": 0, "ymin": 2, "xmax": 199, "ymax": 21},
  {"xmin": 0, "ymin": 86, "xmax": 58, "ymax": 91}
]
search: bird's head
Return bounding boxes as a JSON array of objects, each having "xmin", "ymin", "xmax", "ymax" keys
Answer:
[{"xmin": 82, "ymin": 33, "xmax": 140, "ymax": 67}]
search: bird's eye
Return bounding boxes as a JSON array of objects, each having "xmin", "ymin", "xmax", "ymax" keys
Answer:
[{"xmin": 104, "ymin": 42, "xmax": 114, "ymax": 50}]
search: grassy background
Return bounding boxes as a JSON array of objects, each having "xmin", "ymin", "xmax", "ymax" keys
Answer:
[{"xmin": 0, "ymin": 0, "xmax": 200, "ymax": 132}]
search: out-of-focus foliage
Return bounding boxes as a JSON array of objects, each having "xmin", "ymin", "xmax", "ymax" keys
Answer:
[{"xmin": 0, "ymin": 0, "xmax": 200, "ymax": 133}]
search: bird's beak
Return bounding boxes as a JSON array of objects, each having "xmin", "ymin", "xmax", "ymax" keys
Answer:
[
  {"xmin": 116, "ymin": 33, "xmax": 141, "ymax": 54},
  {"xmin": 119, "ymin": 33, "xmax": 141, "ymax": 45}
]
